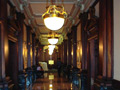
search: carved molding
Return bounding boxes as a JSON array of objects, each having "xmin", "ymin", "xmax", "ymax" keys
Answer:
[{"xmin": 82, "ymin": 7, "xmax": 98, "ymax": 39}]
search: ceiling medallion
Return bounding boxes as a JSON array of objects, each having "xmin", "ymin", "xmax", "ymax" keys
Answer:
[{"xmin": 42, "ymin": 5, "xmax": 67, "ymax": 31}]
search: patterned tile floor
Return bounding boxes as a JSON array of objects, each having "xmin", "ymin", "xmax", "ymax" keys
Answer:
[{"xmin": 32, "ymin": 72, "xmax": 79, "ymax": 90}]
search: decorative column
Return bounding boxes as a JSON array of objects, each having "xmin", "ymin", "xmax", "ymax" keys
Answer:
[
  {"xmin": 99, "ymin": 0, "xmax": 113, "ymax": 79},
  {"xmin": 35, "ymin": 39, "xmax": 39, "ymax": 65},
  {"xmin": 72, "ymin": 26, "xmax": 77, "ymax": 67},
  {"xmin": 61, "ymin": 43, "xmax": 64, "ymax": 63},
  {"xmin": 58, "ymin": 45, "xmax": 60, "ymax": 58},
  {"xmin": 27, "ymin": 26, "xmax": 32, "ymax": 68},
  {"xmin": 32, "ymin": 34, "xmax": 36, "ymax": 66},
  {"xmin": 36, "ymin": 47, "xmax": 39, "ymax": 65},
  {"xmin": 58, "ymin": 45, "xmax": 62, "ymax": 63},
  {"xmin": 32, "ymin": 33, "xmax": 36, "ymax": 82},
  {"xmin": 67, "ymin": 33, "xmax": 72, "ymax": 65},
  {"xmin": 63, "ymin": 39, "xmax": 67, "ymax": 65},
  {"xmin": 95, "ymin": 0, "xmax": 113, "ymax": 89},
  {"xmin": 80, "ymin": 12, "xmax": 88, "ymax": 70},
  {"xmin": 79, "ymin": 12, "xmax": 88, "ymax": 90},
  {"xmin": 17, "ymin": 12, "xmax": 25, "ymax": 71},
  {"xmin": 17, "ymin": 12, "xmax": 26, "ymax": 89},
  {"xmin": 0, "ymin": 0, "xmax": 8, "ymax": 89},
  {"xmin": 26, "ymin": 26, "xmax": 32, "ymax": 87}
]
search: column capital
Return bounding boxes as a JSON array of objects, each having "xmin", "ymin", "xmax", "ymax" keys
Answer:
[
  {"xmin": 67, "ymin": 33, "xmax": 72, "ymax": 39},
  {"xmin": 32, "ymin": 33, "xmax": 36, "ymax": 37},
  {"xmin": 26, "ymin": 25, "xmax": 32, "ymax": 32},
  {"xmin": 16, "ymin": 12, "xmax": 25, "ymax": 20},
  {"xmin": 71, "ymin": 25, "xmax": 77, "ymax": 31},
  {"xmin": 67, "ymin": 33, "xmax": 71, "ymax": 36},
  {"xmin": 79, "ymin": 12, "xmax": 88, "ymax": 20}
]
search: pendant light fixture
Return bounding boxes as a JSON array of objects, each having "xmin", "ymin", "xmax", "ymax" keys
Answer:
[
  {"xmin": 42, "ymin": 0, "xmax": 67, "ymax": 31},
  {"xmin": 48, "ymin": 31, "xmax": 59, "ymax": 45}
]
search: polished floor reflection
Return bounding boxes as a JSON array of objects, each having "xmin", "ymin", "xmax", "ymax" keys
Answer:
[{"xmin": 32, "ymin": 72, "xmax": 79, "ymax": 90}]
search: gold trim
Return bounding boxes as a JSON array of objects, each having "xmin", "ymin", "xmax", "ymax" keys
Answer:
[
  {"xmin": 42, "ymin": 5, "xmax": 67, "ymax": 19},
  {"xmin": 43, "ymin": 14, "xmax": 65, "ymax": 19}
]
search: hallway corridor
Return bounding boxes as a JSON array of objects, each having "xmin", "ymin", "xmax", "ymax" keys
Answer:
[
  {"xmin": 32, "ymin": 72, "xmax": 79, "ymax": 90},
  {"xmin": 0, "ymin": 0, "xmax": 118, "ymax": 89}
]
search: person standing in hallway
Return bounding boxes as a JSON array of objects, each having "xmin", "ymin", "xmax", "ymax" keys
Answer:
[
  {"xmin": 57, "ymin": 58, "xmax": 62, "ymax": 77},
  {"xmin": 36, "ymin": 64, "xmax": 44, "ymax": 78},
  {"xmin": 67, "ymin": 65, "xmax": 71, "ymax": 80}
]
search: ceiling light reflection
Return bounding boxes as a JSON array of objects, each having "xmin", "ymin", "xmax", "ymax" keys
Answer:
[
  {"xmin": 49, "ymin": 74, "xmax": 54, "ymax": 80},
  {"xmin": 49, "ymin": 84, "xmax": 53, "ymax": 88}
]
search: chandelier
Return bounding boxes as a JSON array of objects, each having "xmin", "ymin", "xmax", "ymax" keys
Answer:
[{"xmin": 42, "ymin": 3, "xmax": 67, "ymax": 30}]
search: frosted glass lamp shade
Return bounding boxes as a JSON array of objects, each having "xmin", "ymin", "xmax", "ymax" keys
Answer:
[
  {"xmin": 48, "ymin": 38, "xmax": 58, "ymax": 45},
  {"xmin": 44, "ymin": 17, "xmax": 64, "ymax": 30}
]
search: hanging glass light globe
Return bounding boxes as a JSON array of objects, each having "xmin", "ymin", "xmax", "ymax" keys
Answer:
[
  {"xmin": 48, "ymin": 45, "xmax": 55, "ymax": 55},
  {"xmin": 48, "ymin": 37, "xmax": 58, "ymax": 45},
  {"xmin": 49, "ymin": 50, "xmax": 53, "ymax": 55},
  {"xmin": 42, "ymin": 5, "xmax": 67, "ymax": 30},
  {"xmin": 48, "ymin": 45, "xmax": 55, "ymax": 50}
]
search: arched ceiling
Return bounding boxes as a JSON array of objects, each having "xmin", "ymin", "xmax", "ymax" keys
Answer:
[{"xmin": 10, "ymin": 0, "xmax": 95, "ymax": 45}]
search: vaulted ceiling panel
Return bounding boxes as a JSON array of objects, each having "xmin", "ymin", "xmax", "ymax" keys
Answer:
[
  {"xmin": 63, "ymin": 3, "xmax": 74, "ymax": 15},
  {"xmin": 29, "ymin": 3, "xmax": 46, "ymax": 15},
  {"xmin": 35, "ymin": 17, "xmax": 44, "ymax": 25}
]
